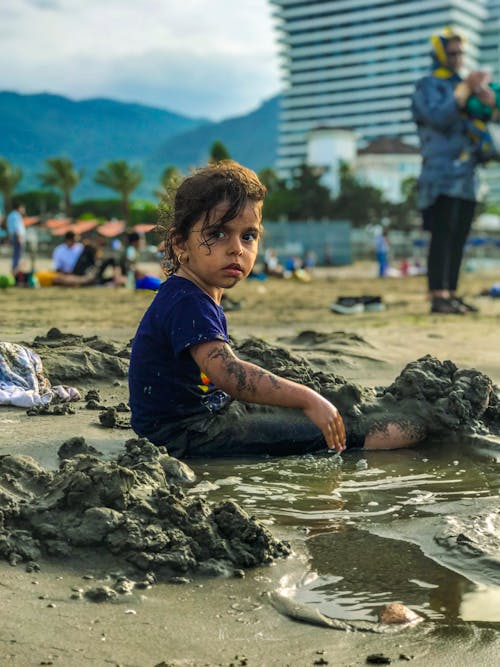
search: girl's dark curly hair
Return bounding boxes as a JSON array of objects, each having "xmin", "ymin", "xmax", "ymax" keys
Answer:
[{"xmin": 158, "ymin": 160, "xmax": 266, "ymax": 275}]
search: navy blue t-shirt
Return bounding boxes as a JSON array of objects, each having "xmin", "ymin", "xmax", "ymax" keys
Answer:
[{"xmin": 128, "ymin": 275, "xmax": 231, "ymax": 436}]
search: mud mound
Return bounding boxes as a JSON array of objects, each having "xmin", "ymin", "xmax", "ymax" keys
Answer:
[
  {"xmin": 0, "ymin": 438, "xmax": 291, "ymax": 578},
  {"xmin": 379, "ymin": 354, "xmax": 500, "ymax": 438},
  {"xmin": 24, "ymin": 332, "xmax": 500, "ymax": 448},
  {"xmin": 279, "ymin": 330, "xmax": 374, "ymax": 349},
  {"xmin": 29, "ymin": 328, "xmax": 130, "ymax": 384},
  {"xmin": 235, "ymin": 337, "xmax": 369, "ymax": 414},
  {"xmin": 235, "ymin": 338, "xmax": 500, "ymax": 445}
]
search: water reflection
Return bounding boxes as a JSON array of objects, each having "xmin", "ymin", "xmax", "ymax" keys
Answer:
[{"xmin": 190, "ymin": 439, "xmax": 500, "ymax": 627}]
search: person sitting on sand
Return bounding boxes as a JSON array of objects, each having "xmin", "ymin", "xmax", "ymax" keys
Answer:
[
  {"xmin": 6, "ymin": 202, "xmax": 26, "ymax": 276},
  {"xmin": 119, "ymin": 231, "xmax": 141, "ymax": 284},
  {"xmin": 128, "ymin": 160, "xmax": 425, "ymax": 458},
  {"xmin": 263, "ymin": 248, "xmax": 284, "ymax": 278},
  {"xmin": 44, "ymin": 232, "xmax": 121, "ymax": 287},
  {"xmin": 116, "ymin": 231, "xmax": 162, "ymax": 290},
  {"xmin": 33, "ymin": 230, "xmax": 101, "ymax": 288},
  {"xmin": 52, "ymin": 231, "xmax": 85, "ymax": 274}
]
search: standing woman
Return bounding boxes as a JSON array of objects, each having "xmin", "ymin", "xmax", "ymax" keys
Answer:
[
  {"xmin": 412, "ymin": 27, "xmax": 495, "ymax": 314},
  {"xmin": 6, "ymin": 201, "xmax": 26, "ymax": 276}
]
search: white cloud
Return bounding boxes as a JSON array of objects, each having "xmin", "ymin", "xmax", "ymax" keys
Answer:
[{"xmin": 0, "ymin": 0, "xmax": 281, "ymax": 119}]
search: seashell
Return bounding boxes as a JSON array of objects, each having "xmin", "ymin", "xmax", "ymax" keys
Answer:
[{"xmin": 378, "ymin": 602, "xmax": 423, "ymax": 625}]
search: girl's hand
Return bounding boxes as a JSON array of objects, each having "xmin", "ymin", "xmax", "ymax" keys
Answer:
[{"xmin": 303, "ymin": 393, "xmax": 346, "ymax": 452}]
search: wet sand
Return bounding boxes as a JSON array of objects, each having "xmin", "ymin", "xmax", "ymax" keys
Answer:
[{"xmin": 1, "ymin": 261, "xmax": 500, "ymax": 665}]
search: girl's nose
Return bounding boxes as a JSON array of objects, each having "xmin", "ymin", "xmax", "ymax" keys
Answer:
[{"xmin": 230, "ymin": 238, "xmax": 243, "ymax": 255}]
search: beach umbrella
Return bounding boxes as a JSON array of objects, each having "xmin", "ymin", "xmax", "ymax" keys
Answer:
[
  {"xmin": 96, "ymin": 220, "xmax": 126, "ymax": 238},
  {"xmin": 133, "ymin": 223, "xmax": 156, "ymax": 234},
  {"xmin": 46, "ymin": 219, "xmax": 72, "ymax": 236},
  {"xmin": 23, "ymin": 216, "xmax": 40, "ymax": 227},
  {"xmin": 45, "ymin": 218, "xmax": 71, "ymax": 229},
  {"xmin": 49, "ymin": 220, "xmax": 98, "ymax": 236},
  {"xmin": 71, "ymin": 220, "xmax": 98, "ymax": 234}
]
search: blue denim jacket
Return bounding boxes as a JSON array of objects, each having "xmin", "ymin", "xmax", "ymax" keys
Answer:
[{"xmin": 411, "ymin": 75, "xmax": 480, "ymax": 210}]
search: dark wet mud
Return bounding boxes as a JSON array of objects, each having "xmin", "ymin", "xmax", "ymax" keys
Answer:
[
  {"xmin": 1, "ymin": 332, "xmax": 295, "ymax": 580},
  {"xmin": 236, "ymin": 336, "xmax": 500, "ymax": 446},
  {"xmin": 1, "ymin": 329, "xmax": 499, "ymax": 636},
  {"xmin": 18, "ymin": 328, "xmax": 500, "ymax": 446},
  {"xmin": 28, "ymin": 327, "xmax": 130, "ymax": 384},
  {"xmin": 0, "ymin": 438, "xmax": 290, "ymax": 580}
]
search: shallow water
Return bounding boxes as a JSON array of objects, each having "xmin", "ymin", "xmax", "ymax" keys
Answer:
[{"xmin": 189, "ymin": 438, "xmax": 500, "ymax": 629}]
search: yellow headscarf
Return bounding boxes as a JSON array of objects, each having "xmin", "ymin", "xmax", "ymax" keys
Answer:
[{"xmin": 430, "ymin": 26, "xmax": 465, "ymax": 80}]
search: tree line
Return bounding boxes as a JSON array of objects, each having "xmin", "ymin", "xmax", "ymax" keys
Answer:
[{"xmin": 1, "ymin": 139, "xmax": 420, "ymax": 230}]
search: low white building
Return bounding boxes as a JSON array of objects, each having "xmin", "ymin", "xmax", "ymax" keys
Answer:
[
  {"xmin": 356, "ymin": 137, "xmax": 421, "ymax": 203},
  {"xmin": 306, "ymin": 128, "xmax": 421, "ymax": 203},
  {"xmin": 306, "ymin": 127, "xmax": 357, "ymax": 197}
]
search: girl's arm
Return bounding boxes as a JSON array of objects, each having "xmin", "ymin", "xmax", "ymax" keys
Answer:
[{"xmin": 190, "ymin": 340, "xmax": 346, "ymax": 452}]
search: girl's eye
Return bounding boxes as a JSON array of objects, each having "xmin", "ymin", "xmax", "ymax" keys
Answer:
[
  {"xmin": 208, "ymin": 229, "xmax": 225, "ymax": 239},
  {"xmin": 242, "ymin": 232, "xmax": 258, "ymax": 242}
]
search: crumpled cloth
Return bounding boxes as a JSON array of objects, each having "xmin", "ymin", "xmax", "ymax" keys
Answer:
[{"xmin": 0, "ymin": 342, "xmax": 81, "ymax": 408}]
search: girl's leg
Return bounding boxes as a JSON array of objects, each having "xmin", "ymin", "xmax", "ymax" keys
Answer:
[
  {"xmin": 188, "ymin": 403, "xmax": 327, "ymax": 457},
  {"xmin": 150, "ymin": 404, "xmax": 426, "ymax": 458},
  {"xmin": 363, "ymin": 420, "xmax": 427, "ymax": 450}
]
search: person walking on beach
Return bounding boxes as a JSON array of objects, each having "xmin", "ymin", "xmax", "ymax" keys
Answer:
[
  {"xmin": 375, "ymin": 229, "xmax": 389, "ymax": 278},
  {"xmin": 128, "ymin": 160, "xmax": 424, "ymax": 458},
  {"xmin": 411, "ymin": 26, "xmax": 496, "ymax": 315},
  {"xmin": 6, "ymin": 201, "xmax": 26, "ymax": 275}
]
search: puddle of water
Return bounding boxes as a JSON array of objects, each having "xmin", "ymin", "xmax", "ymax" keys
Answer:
[{"xmin": 191, "ymin": 439, "xmax": 500, "ymax": 627}]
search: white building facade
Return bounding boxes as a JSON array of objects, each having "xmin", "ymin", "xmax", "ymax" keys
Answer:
[
  {"xmin": 306, "ymin": 127, "xmax": 357, "ymax": 195},
  {"xmin": 356, "ymin": 137, "xmax": 421, "ymax": 203},
  {"xmin": 270, "ymin": 0, "xmax": 497, "ymax": 197},
  {"xmin": 480, "ymin": 0, "xmax": 500, "ymax": 203}
]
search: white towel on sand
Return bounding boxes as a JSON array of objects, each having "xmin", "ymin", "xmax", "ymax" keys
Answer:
[{"xmin": 0, "ymin": 342, "xmax": 80, "ymax": 408}]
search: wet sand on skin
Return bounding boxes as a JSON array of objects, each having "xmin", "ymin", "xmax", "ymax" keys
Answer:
[{"xmin": 1, "ymin": 262, "xmax": 500, "ymax": 666}]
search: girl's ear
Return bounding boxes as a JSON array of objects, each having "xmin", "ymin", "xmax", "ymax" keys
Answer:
[{"xmin": 172, "ymin": 234, "xmax": 186, "ymax": 254}]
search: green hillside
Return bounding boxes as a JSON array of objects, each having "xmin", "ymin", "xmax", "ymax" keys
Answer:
[
  {"xmin": 0, "ymin": 91, "xmax": 280, "ymax": 201},
  {"xmin": 148, "ymin": 95, "xmax": 279, "ymax": 173}
]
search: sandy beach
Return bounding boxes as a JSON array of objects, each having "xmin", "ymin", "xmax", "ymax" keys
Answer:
[{"xmin": 1, "ymin": 258, "xmax": 499, "ymax": 666}]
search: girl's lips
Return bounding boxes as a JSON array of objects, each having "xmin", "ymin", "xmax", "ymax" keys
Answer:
[{"xmin": 222, "ymin": 265, "xmax": 244, "ymax": 278}]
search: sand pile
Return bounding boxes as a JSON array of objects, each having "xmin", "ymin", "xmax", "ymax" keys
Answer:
[
  {"xmin": 236, "ymin": 337, "xmax": 500, "ymax": 444},
  {"xmin": 0, "ymin": 437, "xmax": 291, "ymax": 579},
  {"xmin": 28, "ymin": 327, "xmax": 130, "ymax": 384}
]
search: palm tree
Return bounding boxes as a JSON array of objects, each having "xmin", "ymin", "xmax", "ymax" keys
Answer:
[
  {"xmin": 0, "ymin": 158, "xmax": 23, "ymax": 213},
  {"xmin": 209, "ymin": 140, "xmax": 231, "ymax": 163},
  {"xmin": 155, "ymin": 165, "xmax": 182, "ymax": 201},
  {"xmin": 94, "ymin": 160, "xmax": 142, "ymax": 224},
  {"xmin": 38, "ymin": 157, "xmax": 82, "ymax": 216}
]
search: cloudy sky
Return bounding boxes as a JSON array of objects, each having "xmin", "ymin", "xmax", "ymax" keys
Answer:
[{"xmin": 0, "ymin": 0, "xmax": 282, "ymax": 120}]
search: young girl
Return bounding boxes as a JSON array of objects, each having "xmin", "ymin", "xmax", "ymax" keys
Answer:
[{"xmin": 128, "ymin": 160, "xmax": 423, "ymax": 458}]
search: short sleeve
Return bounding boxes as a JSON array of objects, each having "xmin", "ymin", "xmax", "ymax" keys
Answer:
[{"xmin": 166, "ymin": 294, "xmax": 229, "ymax": 358}]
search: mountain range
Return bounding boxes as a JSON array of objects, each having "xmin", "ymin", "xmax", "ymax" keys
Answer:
[{"xmin": 0, "ymin": 91, "xmax": 279, "ymax": 201}]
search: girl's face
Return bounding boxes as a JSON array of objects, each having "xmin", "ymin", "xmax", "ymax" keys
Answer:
[{"xmin": 174, "ymin": 200, "xmax": 262, "ymax": 303}]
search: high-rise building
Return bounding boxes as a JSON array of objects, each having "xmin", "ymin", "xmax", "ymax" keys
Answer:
[
  {"xmin": 270, "ymin": 0, "xmax": 495, "ymax": 185},
  {"xmin": 480, "ymin": 0, "xmax": 500, "ymax": 203}
]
